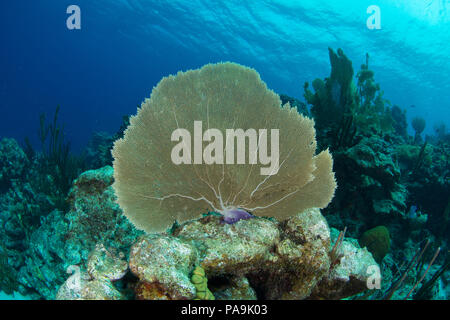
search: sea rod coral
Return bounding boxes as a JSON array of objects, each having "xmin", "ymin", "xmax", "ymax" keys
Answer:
[{"xmin": 112, "ymin": 62, "xmax": 336, "ymax": 232}]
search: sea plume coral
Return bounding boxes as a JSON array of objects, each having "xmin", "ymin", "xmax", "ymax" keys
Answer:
[{"xmin": 112, "ymin": 62, "xmax": 336, "ymax": 232}]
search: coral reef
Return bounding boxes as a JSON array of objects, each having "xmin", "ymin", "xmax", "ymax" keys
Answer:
[
  {"xmin": 1, "ymin": 49, "xmax": 448, "ymax": 300},
  {"xmin": 57, "ymin": 207, "xmax": 378, "ymax": 300},
  {"xmin": 302, "ymin": 48, "xmax": 449, "ymax": 300},
  {"xmin": 0, "ymin": 159, "xmax": 140, "ymax": 299},
  {"xmin": 328, "ymin": 135, "xmax": 407, "ymax": 234},
  {"xmin": 0, "ymin": 138, "xmax": 29, "ymax": 192}
]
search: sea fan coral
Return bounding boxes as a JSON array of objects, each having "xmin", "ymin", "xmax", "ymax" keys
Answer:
[{"xmin": 112, "ymin": 62, "xmax": 336, "ymax": 232}]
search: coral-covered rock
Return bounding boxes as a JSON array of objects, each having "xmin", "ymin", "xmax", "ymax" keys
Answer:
[
  {"xmin": 277, "ymin": 208, "xmax": 331, "ymax": 299},
  {"xmin": 311, "ymin": 239, "xmax": 379, "ymax": 299},
  {"xmin": 65, "ymin": 166, "xmax": 142, "ymax": 266},
  {"xmin": 331, "ymin": 136, "xmax": 407, "ymax": 228},
  {"xmin": 56, "ymin": 244, "xmax": 126, "ymax": 300},
  {"xmin": 175, "ymin": 215, "xmax": 280, "ymax": 276},
  {"xmin": 17, "ymin": 210, "xmax": 69, "ymax": 299},
  {"xmin": 0, "ymin": 138, "xmax": 29, "ymax": 188},
  {"xmin": 39, "ymin": 166, "xmax": 141, "ymax": 300},
  {"xmin": 79, "ymin": 278, "xmax": 123, "ymax": 300},
  {"xmin": 54, "ymin": 167, "xmax": 380, "ymax": 300},
  {"xmin": 69, "ymin": 166, "xmax": 115, "ymax": 198},
  {"xmin": 87, "ymin": 243, "xmax": 128, "ymax": 281},
  {"xmin": 127, "ymin": 208, "xmax": 339, "ymax": 300},
  {"xmin": 56, "ymin": 270, "xmax": 123, "ymax": 300},
  {"xmin": 57, "ymin": 205, "xmax": 380, "ymax": 300},
  {"xmin": 129, "ymin": 235, "xmax": 197, "ymax": 300},
  {"xmin": 345, "ymin": 137, "xmax": 400, "ymax": 187},
  {"xmin": 134, "ymin": 281, "xmax": 174, "ymax": 300},
  {"xmin": 212, "ymin": 276, "xmax": 257, "ymax": 300}
]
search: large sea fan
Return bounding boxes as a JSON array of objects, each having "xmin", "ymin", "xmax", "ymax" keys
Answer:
[{"xmin": 112, "ymin": 62, "xmax": 336, "ymax": 232}]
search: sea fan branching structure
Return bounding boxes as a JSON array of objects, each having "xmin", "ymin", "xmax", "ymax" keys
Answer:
[{"xmin": 112, "ymin": 62, "xmax": 336, "ymax": 232}]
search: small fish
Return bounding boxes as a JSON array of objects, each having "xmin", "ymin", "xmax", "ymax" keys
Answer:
[{"xmin": 409, "ymin": 104, "xmax": 416, "ymax": 108}]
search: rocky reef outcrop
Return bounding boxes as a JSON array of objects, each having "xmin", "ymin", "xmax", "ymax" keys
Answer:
[{"xmin": 57, "ymin": 201, "xmax": 378, "ymax": 300}]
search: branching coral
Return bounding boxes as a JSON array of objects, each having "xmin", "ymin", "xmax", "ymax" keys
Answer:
[
  {"xmin": 304, "ymin": 48, "xmax": 357, "ymax": 134},
  {"xmin": 112, "ymin": 62, "xmax": 336, "ymax": 232},
  {"xmin": 412, "ymin": 117, "xmax": 426, "ymax": 144},
  {"xmin": 304, "ymin": 49, "xmax": 394, "ymax": 150},
  {"xmin": 29, "ymin": 106, "xmax": 86, "ymax": 210}
]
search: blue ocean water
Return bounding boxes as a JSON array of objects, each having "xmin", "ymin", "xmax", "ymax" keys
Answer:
[
  {"xmin": 1, "ymin": 0, "xmax": 449, "ymax": 152},
  {"xmin": 1, "ymin": 1, "xmax": 450, "ymax": 301}
]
